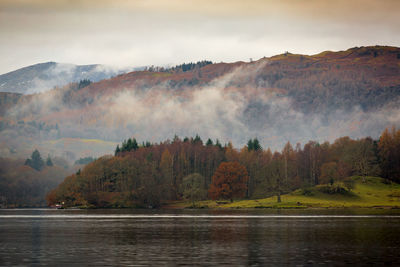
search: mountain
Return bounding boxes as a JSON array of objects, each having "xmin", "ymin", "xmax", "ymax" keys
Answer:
[
  {"xmin": 0, "ymin": 62, "xmax": 137, "ymax": 94},
  {"xmin": 1, "ymin": 45, "xmax": 400, "ymax": 160}
]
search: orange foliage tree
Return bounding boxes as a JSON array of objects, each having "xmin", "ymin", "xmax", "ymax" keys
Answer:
[{"xmin": 208, "ymin": 161, "xmax": 249, "ymax": 202}]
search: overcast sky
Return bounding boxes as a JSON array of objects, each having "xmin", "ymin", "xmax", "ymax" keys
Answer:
[{"xmin": 0, "ymin": 0, "xmax": 399, "ymax": 74}]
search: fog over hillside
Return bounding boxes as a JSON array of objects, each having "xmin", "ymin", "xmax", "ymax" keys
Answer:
[
  {"xmin": 0, "ymin": 62, "xmax": 139, "ymax": 94},
  {"xmin": 1, "ymin": 46, "xmax": 400, "ymax": 161}
]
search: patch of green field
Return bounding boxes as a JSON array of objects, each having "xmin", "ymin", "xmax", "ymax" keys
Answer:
[{"xmin": 186, "ymin": 177, "xmax": 400, "ymax": 209}]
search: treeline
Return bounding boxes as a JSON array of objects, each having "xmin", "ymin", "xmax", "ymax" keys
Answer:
[
  {"xmin": 170, "ymin": 61, "xmax": 213, "ymax": 72},
  {"xmin": 144, "ymin": 60, "xmax": 213, "ymax": 73},
  {"xmin": 47, "ymin": 127, "xmax": 400, "ymax": 208}
]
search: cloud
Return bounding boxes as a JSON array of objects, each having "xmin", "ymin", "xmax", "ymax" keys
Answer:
[
  {"xmin": 1, "ymin": 0, "xmax": 400, "ymax": 74},
  {"xmin": 19, "ymin": 63, "xmax": 131, "ymax": 94}
]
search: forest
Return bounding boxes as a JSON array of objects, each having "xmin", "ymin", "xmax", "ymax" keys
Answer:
[{"xmin": 46, "ymin": 127, "xmax": 400, "ymax": 208}]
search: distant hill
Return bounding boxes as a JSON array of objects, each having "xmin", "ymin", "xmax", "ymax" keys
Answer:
[
  {"xmin": 0, "ymin": 62, "xmax": 138, "ymax": 94},
  {"xmin": 1, "ymin": 45, "xmax": 400, "ymax": 160},
  {"xmin": 61, "ymin": 45, "xmax": 400, "ymax": 114}
]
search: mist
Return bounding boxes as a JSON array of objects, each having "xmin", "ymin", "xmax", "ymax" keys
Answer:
[
  {"xmin": 0, "ymin": 62, "xmax": 138, "ymax": 95},
  {"xmin": 2, "ymin": 60, "xmax": 400, "ymax": 161}
]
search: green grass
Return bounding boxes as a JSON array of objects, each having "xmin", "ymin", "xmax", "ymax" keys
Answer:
[{"xmin": 176, "ymin": 177, "xmax": 400, "ymax": 209}]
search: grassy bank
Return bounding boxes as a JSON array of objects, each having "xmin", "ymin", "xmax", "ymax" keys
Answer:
[{"xmin": 170, "ymin": 177, "xmax": 400, "ymax": 209}]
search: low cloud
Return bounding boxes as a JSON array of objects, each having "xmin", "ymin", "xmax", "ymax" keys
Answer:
[{"xmin": 3, "ymin": 61, "xmax": 400, "ymax": 158}]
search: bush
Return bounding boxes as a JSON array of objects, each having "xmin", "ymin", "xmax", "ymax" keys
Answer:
[
  {"xmin": 301, "ymin": 188, "xmax": 314, "ymax": 196},
  {"xmin": 343, "ymin": 178, "xmax": 355, "ymax": 191},
  {"xmin": 317, "ymin": 182, "xmax": 351, "ymax": 195}
]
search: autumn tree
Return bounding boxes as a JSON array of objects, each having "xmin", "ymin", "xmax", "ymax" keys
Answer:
[
  {"xmin": 208, "ymin": 162, "xmax": 249, "ymax": 202},
  {"xmin": 320, "ymin": 162, "xmax": 339, "ymax": 185},
  {"xmin": 379, "ymin": 127, "xmax": 400, "ymax": 182},
  {"xmin": 267, "ymin": 152, "xmax": 285, "ymax": 202},
  {"xmin": 352, "ymin": 137, "xmax": 379, "ymax": 182},
  {"xmin": 181, "ymin": 173, "xmax": 206, "ymax": 207},
  {"xmin": 160, "ymin": 149, "xmax": 175, "ymax": 199}
]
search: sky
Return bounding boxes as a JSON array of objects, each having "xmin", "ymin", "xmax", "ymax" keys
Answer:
[{"xmin": 0, "ymin": 0, "xmax": 399, "ymax": 74}]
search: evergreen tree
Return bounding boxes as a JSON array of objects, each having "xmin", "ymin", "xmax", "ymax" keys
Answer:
[
  {"xmin": 253, "ymin": 138, "xmax": 262, "ymax": 151},
  {"xmin": 126, "ymin": 138, "xmax": 133, "ymax": 151},
  {"xmin": 247, "ymin": 139, "xmax": 254, "ymax": 151},
  {"xmin": 206, "ymin": 138, "xmax": 213, "ymax": 146},
  {"xmin": 132, "ymin": 138, "xmax": 139, "ymax": 151},
  {"xmin": 215, "ymin": 139, "xmax": 222, "ymax": 149},
  {"xmin": 247, "ymin": 138, "xmax": 262, "ymax": 151},
  {"xmin": 121, "ymin": 140, "xmax": 127, "ymax": 152},
  {"xmin": 172, "ymin": 135, "xmax": 180, "ymax": 143},
  {"xmin": 46, "ymin": 155, "xmax": 53, "ymax": 166},
  {"xmin": 115, "ymin": 145, "xmax": 120, "ymax": 155},
  {"xmin": 192, "ymin": 134, "xmax": 203, "ymax": 145},
  {"xmin": 25, "ymin": 149, "xmax": 45, "ymax": 171}
]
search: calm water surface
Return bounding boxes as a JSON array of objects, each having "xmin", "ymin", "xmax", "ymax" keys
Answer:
[{"xmin": 1, "ymin": 209, "xmax": 400, "ymax": 266}]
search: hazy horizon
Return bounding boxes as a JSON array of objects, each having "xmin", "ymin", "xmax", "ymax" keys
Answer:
[{"xmin": 1, "ymin": 0, "xmax": 399, "ymax": 74}]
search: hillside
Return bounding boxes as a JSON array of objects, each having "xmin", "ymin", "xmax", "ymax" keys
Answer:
[
  {"xmin": 0, "ymin": 62, "xmax": 134, "ymax": 94},
  {"xmin": 195, "ymin": 177, "xmax": 400, "ymax": 209},
  {"xmin": 1, "ymin": 46, "xmax": 400, "ymax": 161},
  {"xmin": 71, "ymin": 45, "xmax": 400, "ymax": 113}
]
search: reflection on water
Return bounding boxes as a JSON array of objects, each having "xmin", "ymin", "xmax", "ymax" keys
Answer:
[{"xmin": 1, "ymin": 209, "xmax": 400, "ymax": 266}]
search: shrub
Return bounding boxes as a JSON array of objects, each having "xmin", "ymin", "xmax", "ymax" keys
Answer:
[
  {"xmin": 343, "ymin": 178, "xmax": 355, "ymax": 191},
  {"xmin": 317, "ymin": 182, "xmax": 351, "ymax": 195},
  {"xmin": 301, "ymin": 188, "xmax": 314, "ymax": 196}
]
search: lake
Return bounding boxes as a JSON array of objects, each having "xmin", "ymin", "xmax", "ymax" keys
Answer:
[{"xmin": 1, "ymin": 209, "xmax": 400, "ymax": 266}]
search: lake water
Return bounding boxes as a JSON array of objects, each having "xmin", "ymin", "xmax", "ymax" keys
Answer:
[{"xmin": 1, "ymin": 209, "xmax": 400, "ymax": 266}]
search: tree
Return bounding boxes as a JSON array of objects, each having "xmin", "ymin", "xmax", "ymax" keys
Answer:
[
  {"xmin": 115, "ymin": 145, "xmax": 120, "ymax": 155},
  {"xmin": 206, "ymin": 138, "xmax": 213, "ymax": 146},
  {"xmin": 252, "ymin": 138, "xmax": 262, "ymax": 151},
  {"xmin": 120, "ymin": 138, "xmax": 139, "ymax": 152},
  {"xmin": 247, "ymin": 138, "xmax": 262, "ymax": 151},
  {"xmin": 208, "ymin": 162, "xmax": 249, "ymax": 202},
  {"xmin": 215, "ymin": 139, "xmax": 222, "ymax": 149},
  {"xmin": 282, "ymin": 142, "xmax": 294, "ymax": 186},
  {"xmin": 267, "ymin": 152, "xmax": 284, "ymax": 202},
  {"xmin": 320, "ymin": 162, "xmax": 338, "ymax": 185},
  {"xmin": 25, "ymin": 149, "xmax": 45, "ymax": 171},
  {"xmin": 352, "ymin": 138, "xmax": 379, "ymax": 182},
  {"xmin": 247, "ymin": 139, "xmax": 254, "ymax": 151},
  {"xmin": 181, "ymin": 173, "xmax": 206, "ymax": 207},
  {"xmin": 132, "ymin": 138, "xmax": 139, "ymax": 151},
  {"xmin": 378, "ymin": 127, "xmax": 400, "ymax": 182},
  {"xmin": 192, "ymin": 134, "xmax": 203, "ymax": 145},
  {"xmin": 77, "ymin": 79, "xmax": 92, "ymax": 89},
  {"xmin": 160, "ymin": 149, "xmax": 174, "ymax": 199},
  {"xmin": 46, "ymin": 155, "xmax": 53, "ymax": 167}
]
